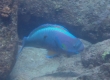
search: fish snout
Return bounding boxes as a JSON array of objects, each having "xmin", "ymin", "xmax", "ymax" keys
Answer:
[{"xmin": 78, "ymin": 43, "xmax": 84, "ymax": 53}]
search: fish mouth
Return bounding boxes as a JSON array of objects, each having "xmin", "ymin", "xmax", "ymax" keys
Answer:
[{"xmin": 78, "ymin": 44, "xmax": 84, "ymax": 52}]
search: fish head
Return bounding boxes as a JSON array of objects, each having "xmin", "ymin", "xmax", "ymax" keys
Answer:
[
  {"xmin": 71, "ymin": 38, "xmax": 84, "ymax": 54},
  {"xmin": 59, "ymin": 38, "xmax": 84, "ymax": 54}
]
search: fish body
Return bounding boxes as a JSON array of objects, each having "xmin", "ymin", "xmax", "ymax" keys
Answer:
[{"xmin": 18, "ymin": 24, "xmax": 84, "ymax": 58}]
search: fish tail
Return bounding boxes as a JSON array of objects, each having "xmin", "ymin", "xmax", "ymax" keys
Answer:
[{"xmin": 16, "ymin": 37, "xmax": 27, "ymax": 59}]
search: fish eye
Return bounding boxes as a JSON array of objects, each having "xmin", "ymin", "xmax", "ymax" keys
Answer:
[{"xmin": 43, "ymin": 35, "xmax": 47, "ymax": 39}]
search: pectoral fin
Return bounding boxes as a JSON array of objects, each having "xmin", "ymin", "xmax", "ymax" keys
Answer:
[{"xmin": 46, "ymin": 50, "xmax": 58, "ymax": 58}]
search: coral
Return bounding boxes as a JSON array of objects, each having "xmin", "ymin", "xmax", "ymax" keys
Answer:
[
  {"xmin": 1, "ymin": 6, "xmax": 11, "ymax": 17},
  {"xmin": 102, "ymin": 47, "xmax": 110, "ymax": 60},
  {"xmin": 102, "ymin": 51, "xmax": 110, "ymax": 60}
]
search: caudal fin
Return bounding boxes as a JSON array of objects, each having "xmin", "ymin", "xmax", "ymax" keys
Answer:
[{"xmin": 16, "ymin": 37, "xmax": 27, "ymax": 59}]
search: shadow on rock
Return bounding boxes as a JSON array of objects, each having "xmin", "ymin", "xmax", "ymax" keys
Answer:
[{"xmin": 43, "ymin": 71, "xmax": 79, "ymax": 77}]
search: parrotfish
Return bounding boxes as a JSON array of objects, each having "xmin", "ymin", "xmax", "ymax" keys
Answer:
[{"xmin": 18, "ymin": 24, "xmax": 84, "ymax": 58}]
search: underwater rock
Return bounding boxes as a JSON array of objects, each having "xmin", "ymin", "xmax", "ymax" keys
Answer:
[
  {"xmin": 18, "ymin": 0, "xmax": 110, "ymax": 43},
  {"xmin": 32, "ymin": 76, "xmax": 74, "ymax": 80},
  {"xmin": 33, "ymin": 63, "xmax": 110, "ymax": 80},
  {"xmin": 9, "ymin": 46, "xmax": 86, "ymax": 80},
  {"xmin": 9, "ymin": 39, "xmax": 110, "ymax": 80},
  {"xmin": 81, "ymin": 39, "xmax": 110, "ymax": 68},
  {"xmin": 77, "ymin": 63, "xmax": 110, "ymax": 80},
  {"xmin": 0, "ymin": 0, "xmax": 18, "ymax": 80}
]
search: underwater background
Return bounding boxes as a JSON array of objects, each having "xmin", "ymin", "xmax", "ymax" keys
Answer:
[{"xmin": 0, "ymin": 0, "xmax": 110, "ymax": 80}]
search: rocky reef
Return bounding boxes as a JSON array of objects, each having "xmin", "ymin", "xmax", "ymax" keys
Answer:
[
  {"xmin": 10, "ymin": 39, "xmax": 110, "ymax": 80},
  {"xmin": 1, "ymin": 0, "xmax": 110, "ymax": 80},
  {"xmin": 81, "ymin": 39, "xmax": 110, "ymax": 68},
  {"xmin": 0, "ymin": 0, "xmax": 18, "ymax": 80}
]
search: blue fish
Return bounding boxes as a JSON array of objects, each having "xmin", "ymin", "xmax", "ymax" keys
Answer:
[{"xmin": 17, "ymin": 24, "xmax": 84, "ymax": 58}]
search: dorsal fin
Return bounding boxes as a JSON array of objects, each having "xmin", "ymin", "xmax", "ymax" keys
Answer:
[{"xmin": 28, "ymin": 24, "xmax": 68, "ymax": 37}]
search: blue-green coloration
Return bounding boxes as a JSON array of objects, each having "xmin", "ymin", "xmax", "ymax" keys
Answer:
[{"xmin": 18, "ymin": 24, "xmax": 84, "ymax": 58}]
